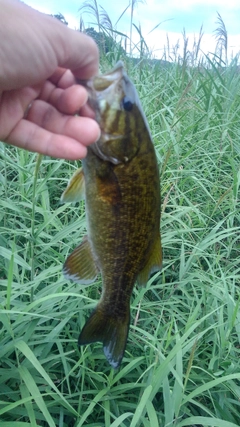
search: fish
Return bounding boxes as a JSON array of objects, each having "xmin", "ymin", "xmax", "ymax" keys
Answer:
[{"xmin": 61, "ymin": 61, "xmax": 162, "ymax": 369}]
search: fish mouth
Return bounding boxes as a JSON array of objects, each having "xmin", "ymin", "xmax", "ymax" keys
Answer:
[
  {"xmin": 79, "ymin": 61, "xmax": 143, "ymax": 164},
  {"xmin": 81, "ymin": 63, "xmax": 128, "ymax": 164},
  {"xmin": 92, "ymin": 61, "xmax": 125, "ymax": 90},
  {"xmin": 85, "ymin": 61, "xmax": 126, "ymax": 111}
]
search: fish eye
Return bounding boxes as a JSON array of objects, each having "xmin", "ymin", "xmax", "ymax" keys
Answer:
[{"xmin": 122, "ymin": 97, "xmax": 133, "ymax": 112}]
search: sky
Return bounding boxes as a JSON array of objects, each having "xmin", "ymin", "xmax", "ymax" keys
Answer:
[{"xmin": 26, "ymin": 0, "xmax": 240, "ymax": 61}]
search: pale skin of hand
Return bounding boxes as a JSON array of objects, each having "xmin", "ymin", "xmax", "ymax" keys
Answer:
[{"xmin": 0, "ymin": 0, "xmax": 101, "ymax": 160}]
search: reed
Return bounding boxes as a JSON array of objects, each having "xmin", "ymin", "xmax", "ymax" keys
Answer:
[{"xmin": 0, "ymin": 5, "xmax": 239, "ymax": 426}]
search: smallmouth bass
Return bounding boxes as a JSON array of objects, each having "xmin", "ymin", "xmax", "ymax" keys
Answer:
[{"xmin": 62, "ymin": 61, "xmax": 162, "ymax": 368}]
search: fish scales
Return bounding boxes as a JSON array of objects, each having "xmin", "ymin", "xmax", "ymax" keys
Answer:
[{"xmin": 61, "ymin": 61, "xmax": 162, "ymax": 368}]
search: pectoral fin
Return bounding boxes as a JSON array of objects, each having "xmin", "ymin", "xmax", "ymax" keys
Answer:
[
  {"xmin": 137, "ymin": 233, "xmax": 162, "ymax": 287},
  {"xmin": 61, "ymin": 167, "xmax": 85, "ymax": 203},
  {"xmin": 63, "ymin": 236, "xmax": 98, "ymax": 284}
]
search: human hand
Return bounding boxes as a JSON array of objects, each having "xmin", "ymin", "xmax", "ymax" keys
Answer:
[{"xmin": 0, "ymin": 0, "xmax": 100, "ymax": 160}]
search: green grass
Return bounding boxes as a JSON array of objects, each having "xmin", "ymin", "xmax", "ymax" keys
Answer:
[{"xmin": 0, "ymin": 32, "xmax": 240, "ymax": 427}]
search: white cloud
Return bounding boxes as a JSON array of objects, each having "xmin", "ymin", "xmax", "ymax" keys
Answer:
[
  {"xmin": 25, "ymin": 0, "xmax": 240, "ymax": 61},
  {"xmin": 175, "ymin": 0, "xmax": 239, "ymax": 6},
  {"xmin": 64, "ymin": 13, "xmax": 81, "ymax": 30},
  {"xmin": 146, "ymin": 0, "xmax": 240, "ymax": 9},
  {"xmin": 129, "ymin": 28, "xmax": 240, "ymax": 62}
]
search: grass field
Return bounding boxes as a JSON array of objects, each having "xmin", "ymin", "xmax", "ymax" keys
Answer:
[{"xmin": 0, "ymin": 15, "xmax": 240, "ymax": 427}]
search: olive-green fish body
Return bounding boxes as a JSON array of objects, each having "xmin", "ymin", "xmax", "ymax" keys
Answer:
[{"xmin": 62, "ymin": 62, "xmax": 162, "ymax": 368}]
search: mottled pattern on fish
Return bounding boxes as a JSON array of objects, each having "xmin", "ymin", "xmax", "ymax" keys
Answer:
[{"xmin": 62, "ymin": 61, "xmax": 162, "ymax": 368}]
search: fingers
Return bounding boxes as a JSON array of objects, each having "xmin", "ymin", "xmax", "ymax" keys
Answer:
[
  {"xmin": 49, "ymin": 69, "xmax": 76, "ymax": 88},
  {"xmin": 0, "ymin": 2, "xmax": 99, "ymax": 90},
  {"xmin": 38, "ymin": 82, "xmax": 89, "ymax": 115},
  {"xmin": 56, "ymin": 31, "xmax": 99, "ymax": 79},
  {"xmin": 79, "ymin": 103, "xmax": 96, "ymax": 119},
  {"xmin": 53, "ymin": 85, "xmax": 88, "ymax": 115},
  {"xmin": 26, "ymin": 99, "xmax": 100, "ymax": 142},
  {"xmin": 0, "ymin": 86, "xmax": 40, "ymax": 140},
  {"xmin": 6, "ymin": 120, "xmax": 87, "ymax": 159},
  {"xmin": 0, "ymin": 76, "xmax": 100, "ymax": 160},
  {"xmin": 6, "ymin": 114, "xmax": 100, "ymax": 160}
]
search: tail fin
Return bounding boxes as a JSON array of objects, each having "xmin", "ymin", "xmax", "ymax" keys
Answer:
[{"xmin": 78, "ymin": 306, "xmax": 130, "ymax": 369}]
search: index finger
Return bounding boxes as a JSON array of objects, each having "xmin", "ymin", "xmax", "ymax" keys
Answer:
[{"xmin": 55, "ymin": 31, "xmax": 99, "ymax": 79}]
